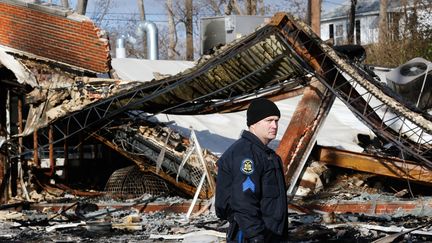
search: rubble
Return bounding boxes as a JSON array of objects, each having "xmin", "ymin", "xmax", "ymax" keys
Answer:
[
  {"xmin": 2, "ymin": 172, "xmax": 432, "ymax": 242},
  {"xmin": 0, "ymin": 194, "xmax": 226, "ymax": 242}
]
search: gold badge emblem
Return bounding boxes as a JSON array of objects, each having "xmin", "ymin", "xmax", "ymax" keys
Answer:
[{"xmin": 241, "ymin": 159, "xmax": 254, "ymax": 175}]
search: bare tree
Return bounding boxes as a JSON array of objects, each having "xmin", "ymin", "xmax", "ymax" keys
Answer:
[
  {"xmin": 185, "ymin": 0, "xmax": 194, "ymax": 60},
  {"xmin": 225, "ymin": 0, "xmax": 242, "ymax": 15},
  {"xmin": 225, "ymin": 0, "xmax": 233, "ymax": 14},
  {"xmin": 366, "ymin": 0, "xmax": 432, "ymax": 66},
  {"xmin": 257, "ymin": 0, "xmax": 264, "ymax": 15},
  {"xmin": 246, "ymin": 0, "xmax": 257, "ymax": 15},
  {"xmin": 88, "ymin": 0, "xmax": 114, "ymax": 26},
  {"xmin": 206, "ymin": 0, "xmax": 225, "ymax": 15},
  {"xmin": 137, "ymin": 0, "xmax": 147, "ymax": 58},
  {"xmin": 75, "ymin": 0, "xmax": 88, "ymax": 15},
  {"xmin": 348, "ymin": 0, "xmax": 357, "ymax": 44},
  {"xmin": 157, "ymin": 26, "xmax": 171, "ymax": 59},
  {"xmin": 407, "ymin": 0, "xmax": 420, "ymax": 40},
  {"xmin": 378, "ymin": 0, "xmax": 388, "ymax": 44},
  {"xmin": 166, "ymin": 0, "xmax": 179, "ymax": 59},
  {"xmin": 281, "ymin": 0, "xmax": 307, "ymax": 20},
  {"xmin": 61, "ymin": 0, "xmax": 69, "ymax": 8}
]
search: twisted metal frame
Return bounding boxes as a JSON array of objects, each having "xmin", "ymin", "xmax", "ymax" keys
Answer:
[
  {"xmin": 13, "ymin": 24, "xmax": 304, "ymax": 158},
  {"xmin": 271, "ymin": 13, "xmax": 432, "ymax": 168}
]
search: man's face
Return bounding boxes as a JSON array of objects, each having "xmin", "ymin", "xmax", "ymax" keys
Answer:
[{"xmin": 250, "ymin": 115, "xmax": 279, "ymax": 145}]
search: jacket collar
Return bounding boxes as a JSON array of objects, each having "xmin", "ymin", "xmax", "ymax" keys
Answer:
[{"xmin": 241, "ymin": 130, "xmax": 272, "ymax": 153}]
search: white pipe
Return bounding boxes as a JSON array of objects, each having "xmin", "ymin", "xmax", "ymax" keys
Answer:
[
  {"xmin": 416, "ymin": 65, "xmax": 430, "ymax": 108},
  {"xmin": 136, "ymin": 21, "xmax": 159, "ymax": 60},
  {"xmin": 186, "ymin": 172, "xmax": 206, "ymax": 219},
  {"xmin": 115, "ymin": 35, "xmax": 126, "ymax": 58}
]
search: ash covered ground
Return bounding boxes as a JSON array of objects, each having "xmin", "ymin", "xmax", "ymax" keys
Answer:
[
  {"xmin": 0, "ymin": 195, "xmax": 225, "ymax": 242},
  {"xmin": 2, "ymin": 170, "xmax": 432, "ymax": 243}
]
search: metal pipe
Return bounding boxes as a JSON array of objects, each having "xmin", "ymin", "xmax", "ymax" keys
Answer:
[
  {"xmin": 49, "ymin": 125, "xmax": 54, "ymax": 177},
  {"xmin": 18, "ymin": 98, "xmax": 22, "ymax": 156},
  {"xmin": 64, "ymin": 135, "xmax": 68, "ymax": 180},
  {"xmin": 136, "ymin": 21, "xmax": 159, "ymax": 60},
  {"xmin": 115, "ymin": 35, "xmax": 126, "ymax": 58}
]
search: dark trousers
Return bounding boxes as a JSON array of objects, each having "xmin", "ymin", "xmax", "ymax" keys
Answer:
[{"xmin": 226, "ymin": 222, "xmax": 288, "ymax": 243}]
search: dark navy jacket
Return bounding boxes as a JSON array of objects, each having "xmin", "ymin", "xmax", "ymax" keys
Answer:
[{"xmin": 215, "ymin": 130, "xmax": 288, "ymax": 239}]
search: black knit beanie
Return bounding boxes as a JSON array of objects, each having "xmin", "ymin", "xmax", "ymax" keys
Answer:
[{"xmin": 246, "ymin": 98, "xmax": 280, "ymax": 126}]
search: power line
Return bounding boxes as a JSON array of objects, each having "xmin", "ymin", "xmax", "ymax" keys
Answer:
[
  {"xmin": 87, "ymin": 12, "xmax": 168, "ymax": 16},
  {"xmin": 90, "ymin": 18, "xmax": 169, "ymax": 23},
  {"xmin": 322, "ymin": 0, "xmax": 348, "ymax": 6}
]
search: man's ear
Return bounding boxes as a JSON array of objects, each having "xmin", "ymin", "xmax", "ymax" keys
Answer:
[{"xmin": 249, "ymin": 124, "xmax": 256, "ymax": 132}]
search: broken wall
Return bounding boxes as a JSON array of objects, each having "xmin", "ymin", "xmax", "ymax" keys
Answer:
[{"xmin": 0, "ymin": 0, "xmax": 110, "ymax": 73}]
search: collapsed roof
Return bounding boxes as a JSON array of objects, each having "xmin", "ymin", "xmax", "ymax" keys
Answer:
[{"xmin": 14, "ymin": 14, "xmax": 432, "ymax": 166}]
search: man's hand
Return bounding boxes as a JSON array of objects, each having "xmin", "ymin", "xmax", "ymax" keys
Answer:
[{"xmin": 248, "ymin": 234, "xmax": 265, "ymax": 243}]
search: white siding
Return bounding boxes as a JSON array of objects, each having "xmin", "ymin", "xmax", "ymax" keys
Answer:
[
  {"xmin": 321, "ymin": 15, "xmax": 380, "ymax": 45},
  {"xmin": 361, "ymin": 15, "xmax": 379, "ymax": 44}
]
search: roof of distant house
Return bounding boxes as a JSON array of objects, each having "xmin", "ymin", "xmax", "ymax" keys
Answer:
[{"xmin": 322, "ymin": 0, "xmax": 412, "ymax": 21}]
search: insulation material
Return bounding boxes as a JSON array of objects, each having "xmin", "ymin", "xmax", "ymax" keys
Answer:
[
  {"xmin": 111, "ymin": 59, "xmax": 195, "ymax": 82},
  {"xmin": 18, "ymin": 59, "xmax": 142, "ymax": 136},
  {"xmin": 0, "ymin": 47, "xmax": 38, "ymax": 87}
]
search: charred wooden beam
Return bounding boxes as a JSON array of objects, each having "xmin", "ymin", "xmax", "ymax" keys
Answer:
[
  {"xmin": 301, "ymin": 199, "xmax": 428, "ymax": 215},
  {"xmin": 276, "ymin": 78, "xmax": 334, "ymax": 193},
  {"xmin": 30, "ymin": 200, "xmax": 211, "ymax": 214},
  {"xmin": 33, "ymin": 129, "xmax": 39, "ymax": 166},
  {"xmin": 314, "ymin": 145, "xmax": 432, "ymax": 186},
  {"xmin": 272, "ymin": 13, "xmax": 335, "ymax": 193}
]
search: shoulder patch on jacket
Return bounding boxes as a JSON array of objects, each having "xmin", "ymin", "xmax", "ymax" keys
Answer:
[{"xmin": 240, "ymin": 159, "xmax": 254, "ymax": 175}]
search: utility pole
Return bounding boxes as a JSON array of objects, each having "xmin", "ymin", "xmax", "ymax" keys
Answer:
[
  {"xmin": 166, "ymin": 0, "xmax": 177, "ymax": 59},
  {"xmin": 185, "ymin": 0, "xmax": 194, "ymax": 60},
  {"xmin": 309, "ymin": 0, "xmax": 321, "ymax": 36},
  {"xmin": 378, "ymin": 0, "xmax": 388, "ymax": 44}
]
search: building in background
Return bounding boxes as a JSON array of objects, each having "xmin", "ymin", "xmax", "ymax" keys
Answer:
[{"xmin": 320, "ymin": 0, "xmax": 432, "ymax": 45}]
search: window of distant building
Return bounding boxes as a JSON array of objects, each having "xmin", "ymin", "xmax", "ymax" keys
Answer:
[
  {"xmin": 355, "ymin": 19, "xmax": 361, "ymax": 44},
  {"xmin": 336, "ymin": 24, "xmax": 343, "ymax": 36},
  {"xmin": 335, "ymin": 24, "xmax": 344, "ymax": 45}
]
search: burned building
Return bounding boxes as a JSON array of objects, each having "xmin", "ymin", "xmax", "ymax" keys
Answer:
[{"xmin": 0, "ymin": 0, "xmax": 219, "ymax": 200}]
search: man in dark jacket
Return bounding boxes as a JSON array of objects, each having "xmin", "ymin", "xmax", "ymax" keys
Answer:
[{"xmin": 215, "ymin": 98, "xmax": 288, "ymax": 243}]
